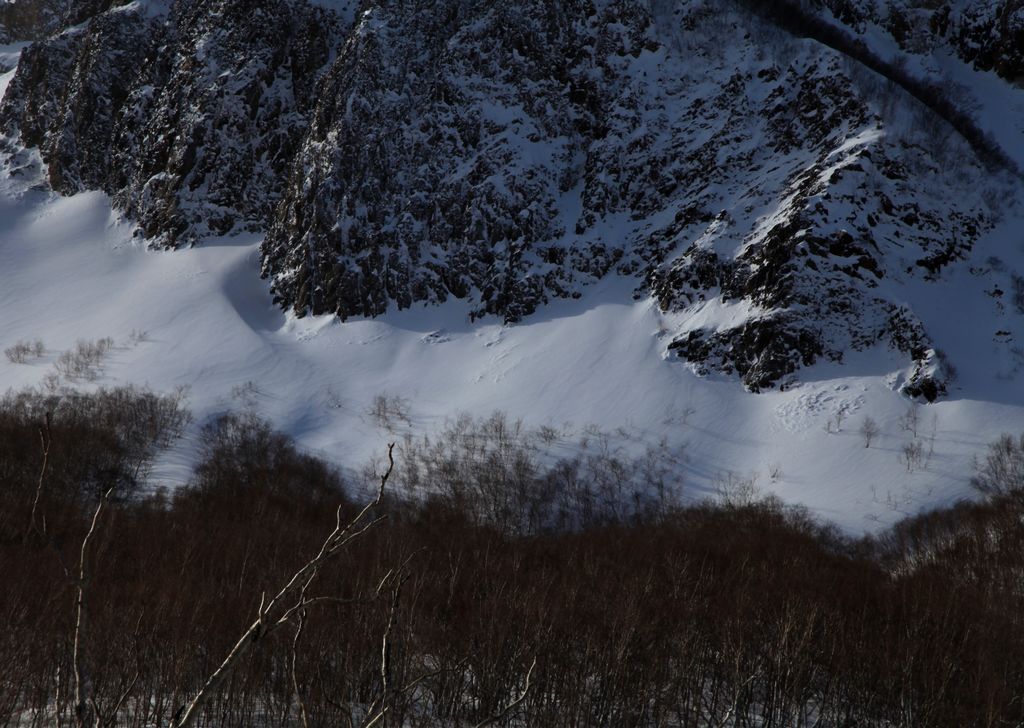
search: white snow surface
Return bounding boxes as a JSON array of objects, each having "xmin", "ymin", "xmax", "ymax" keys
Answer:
[
  {"xmin": 0, "ymin": 66, "xmax": 14, "ymax": 99},
  {"xmin": 2, "ymin": 40, "xmax": 1024, "ymax": 534}
]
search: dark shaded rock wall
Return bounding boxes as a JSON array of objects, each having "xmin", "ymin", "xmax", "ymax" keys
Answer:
[{"xmin": 2, "ymin": 0, "xmax": 352, "ymax": 243}]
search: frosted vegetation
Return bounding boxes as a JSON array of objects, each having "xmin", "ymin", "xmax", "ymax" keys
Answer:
[{"xmin": 3, "ymin": 385, "xmax": 1024, "ymax": 726}]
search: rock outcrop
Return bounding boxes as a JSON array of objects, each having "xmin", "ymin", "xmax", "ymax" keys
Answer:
[
  {"xmin": 2, "ymin": 0, "xmax": 1020, "ymax": 399},
  {"xmin": 2, "ymin": 0, "xmax": 353, "ymax": 243}
]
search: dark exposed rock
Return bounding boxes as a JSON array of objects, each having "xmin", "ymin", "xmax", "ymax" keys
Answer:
[
  {"xmin": 813, "ymin": 0, "xmax": 1024, "ymax": 84},
  {"xmin": 953, "ymin": 1, "xmax": 1024, "ymax": 83},
  {"xmin": 669, "ymin": 317, "xmax": 825, "ymax": 392},
  {"xmin": 0, "ymin": 0, "xmax": 1015, "ymax": 398},
  {"xmin": 0, "ymin": 0, "xmax": 71, "ymax": 43},
  {"xmin": 0, "ymin": 0, "xmax": 135, "ymax": 43},
  {"xmin": 261, "ymin": 0, "xmax": 661, "ymax": 321},
  {"xmin": 2, "ymin": 0, "xmax": 352, "ymax": 244}
]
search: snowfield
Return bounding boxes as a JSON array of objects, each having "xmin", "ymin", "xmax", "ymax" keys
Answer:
[
  {"xmin": 1, "ymin": 155, "xmax": 1023, "ymax": 534},
  {"xmin": 1, "ymin": 31, "xmax": 1024, "ymax": 534}
]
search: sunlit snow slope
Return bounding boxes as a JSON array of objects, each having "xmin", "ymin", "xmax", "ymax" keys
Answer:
[{"xmin": 1, "ymin": 22, "xmax": 1024, "ymax": 533}]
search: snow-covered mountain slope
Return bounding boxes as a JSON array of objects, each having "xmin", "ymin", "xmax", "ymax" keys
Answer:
[
  {"xmin": 1, "ymin": 0, "xmax": 1024, "ymax": 532},
  {"xmin": 2, "ymin": 138, "xmax": 1024, "ymax": 536},
  {"xmin": 260, "ymin": 0, "xmax": 1022, "ymax": 399},
  {"xmin": 4, "ymin": 0, "xmax": 1022, "ymax": 395},
  {"xmin": 1, "ymin": 137, "xmax": 1023, "ymax": 533}
]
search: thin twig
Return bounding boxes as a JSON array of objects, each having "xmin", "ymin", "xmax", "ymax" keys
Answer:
[
  {"xmin": 103, "ymin": 672, "xmax": 140, "ymax": 728},
  {"xmin": 171, "ymin": 444, "xmax": 396, "ymax": 728},
  {"xmin": 291, "ymin": 610, "xmax": 310, "ymax": 728},
  {"xmin": 26, "ymin": 411, "xmax": 52, "ymax": 542},
  {"xmin": 472, "ymin": 657, "xmax": 538, "ymax": 728}
]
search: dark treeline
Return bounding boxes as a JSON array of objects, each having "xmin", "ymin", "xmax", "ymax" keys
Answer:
[{"xmin": 2, "ymin": 387, "xmax": 1024, "ymax": 727}]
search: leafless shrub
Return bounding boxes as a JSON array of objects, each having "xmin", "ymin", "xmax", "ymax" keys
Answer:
[
  {"xmin": 901, "ymin": 440, "xmax": 924, "ymax": 473},
  {"xmin": 5, "ymin": 343, "xmax": 29, "ymax": 364},
  {"xmin": 0, "ymin": 384, "xmax": 190, "ymax": 505},
  {"xmin": 54, "ymin": 350, "xmax": 82, "ymax": 379},
  {"xmin": 535, "ymin": 424, "xmax": 560, "ymax": 445},
  {"xmin": 899, "ymin": 402, "xmax": 921, "ymax": 438},
  {"xmin": 41, "ymin": 372, "xmax": 60, "ymax": 393},
  {"xmin": 393, "ymin": 412, "xmax": 684, "ymax": 533},
  {"xmin": 53, "ymin": 338, "xmax": 115, "ymax": 381},
  {"xmin": 128, "ymin": 329, "xmax": 150, "ymax": 345},
  {"xmin": 971, "ymin": 433, "xmax": 1024, "ymax": 498},
  {"xmin": 4, "ymin": 339, "xmax": 44, "ymax": 364},
  {"xmin": 230, "ymin": 380, "xmax": 261, "ymax": 410},
  {"xmin": 859, "ymin": 416, "xmax": 880, "ymax": 448},
  {"xmin": 369, "ymin": 393, "xmax": 412, "ymax": 430},
  {"xmin": 1012, "ymin": 274, "xmax": 1024, "ymax": 315},
  {"xmin": 715, "ymin": 470, "xmax": 761, "ymax": 507}
]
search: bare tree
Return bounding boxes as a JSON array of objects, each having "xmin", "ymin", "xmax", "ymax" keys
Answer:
[
  {"xmin": 170, "ymin": 444, "xmax": 396, "ymax": 728},
  {"xmin": 899, "ymin": 403, "xmax": 921, "ymax": 439},
  {"xmin": 859, "ymin": 417, "xmax": 880, "ymax": 448},
  {"xmin": 289, "ymin": 609, "xmax": 310, "ymax": 728},
  {"xmin": 72, "ymin": 488, "xmax": 139, "ymax": 728},
  {"xmin": 971, "ymin": 433, "xmax": 1024, "ymax": 497},
  {"xmin": 21, "ymin": 408, "xmax": 133, "ymax": 728},
  {"xmin": 901, "ymin": 441, "xmax": 924, "ymax": 473}
]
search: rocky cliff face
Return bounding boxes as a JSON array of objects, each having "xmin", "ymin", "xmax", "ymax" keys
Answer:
[
  {"xmin": 816, "ymin": 0, "xmax": 1024, "ymax": 83},
  {"xmin": 2, "ymin": 0, "xmax": 1022, "ymax": 399},
  {"xmin": 0, "ymin": 0, "xmax": 148, "ymax": 45},
  {"xmin": 0, "ymin": 0, "xmax": 70, "ymax": 44},
  {"xmin": 2, "ymin": 0, "xmax": 353, "ymax": 243}
]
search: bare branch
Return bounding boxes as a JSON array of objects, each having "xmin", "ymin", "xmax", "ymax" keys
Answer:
[
  {"xmin": 357, "ymin": 550, "xmax": 427, "ymax": 728},
  {"xmin": 26, "ymin": 411, "xmax": 52, "ymax": 542},
  {"xmin": 73, "ymin": 483, "xmax": 117, "ymax": 728},
  {"xmin": 277, "ymin": 595, "xmax": 370, "ymax": 626},
  {"xmin": 171, "ymin": 443, "xmax": 396, "ymax": 728},
  {"xmin": 472, "ymin": 657, "xmax": 538, "ymax": 728},
  {"xmin": 291, "ymin": 610, "xmax": 310, "ymax": 728},
  {"xmin": 361, "ymin": 707, "xmax": 389, "ymax": 728},
  {"xmin": 362, "ymin": 662, "xmax": 459, "ymax": 728},
  {"xmin": 102, "ymin": 672, "xmax": 140, "ymax": 728}
]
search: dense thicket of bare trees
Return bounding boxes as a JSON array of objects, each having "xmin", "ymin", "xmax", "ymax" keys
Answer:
[{"xmin": 2, "ymin": 388, "xmax": 1024, "ymax": 727}]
